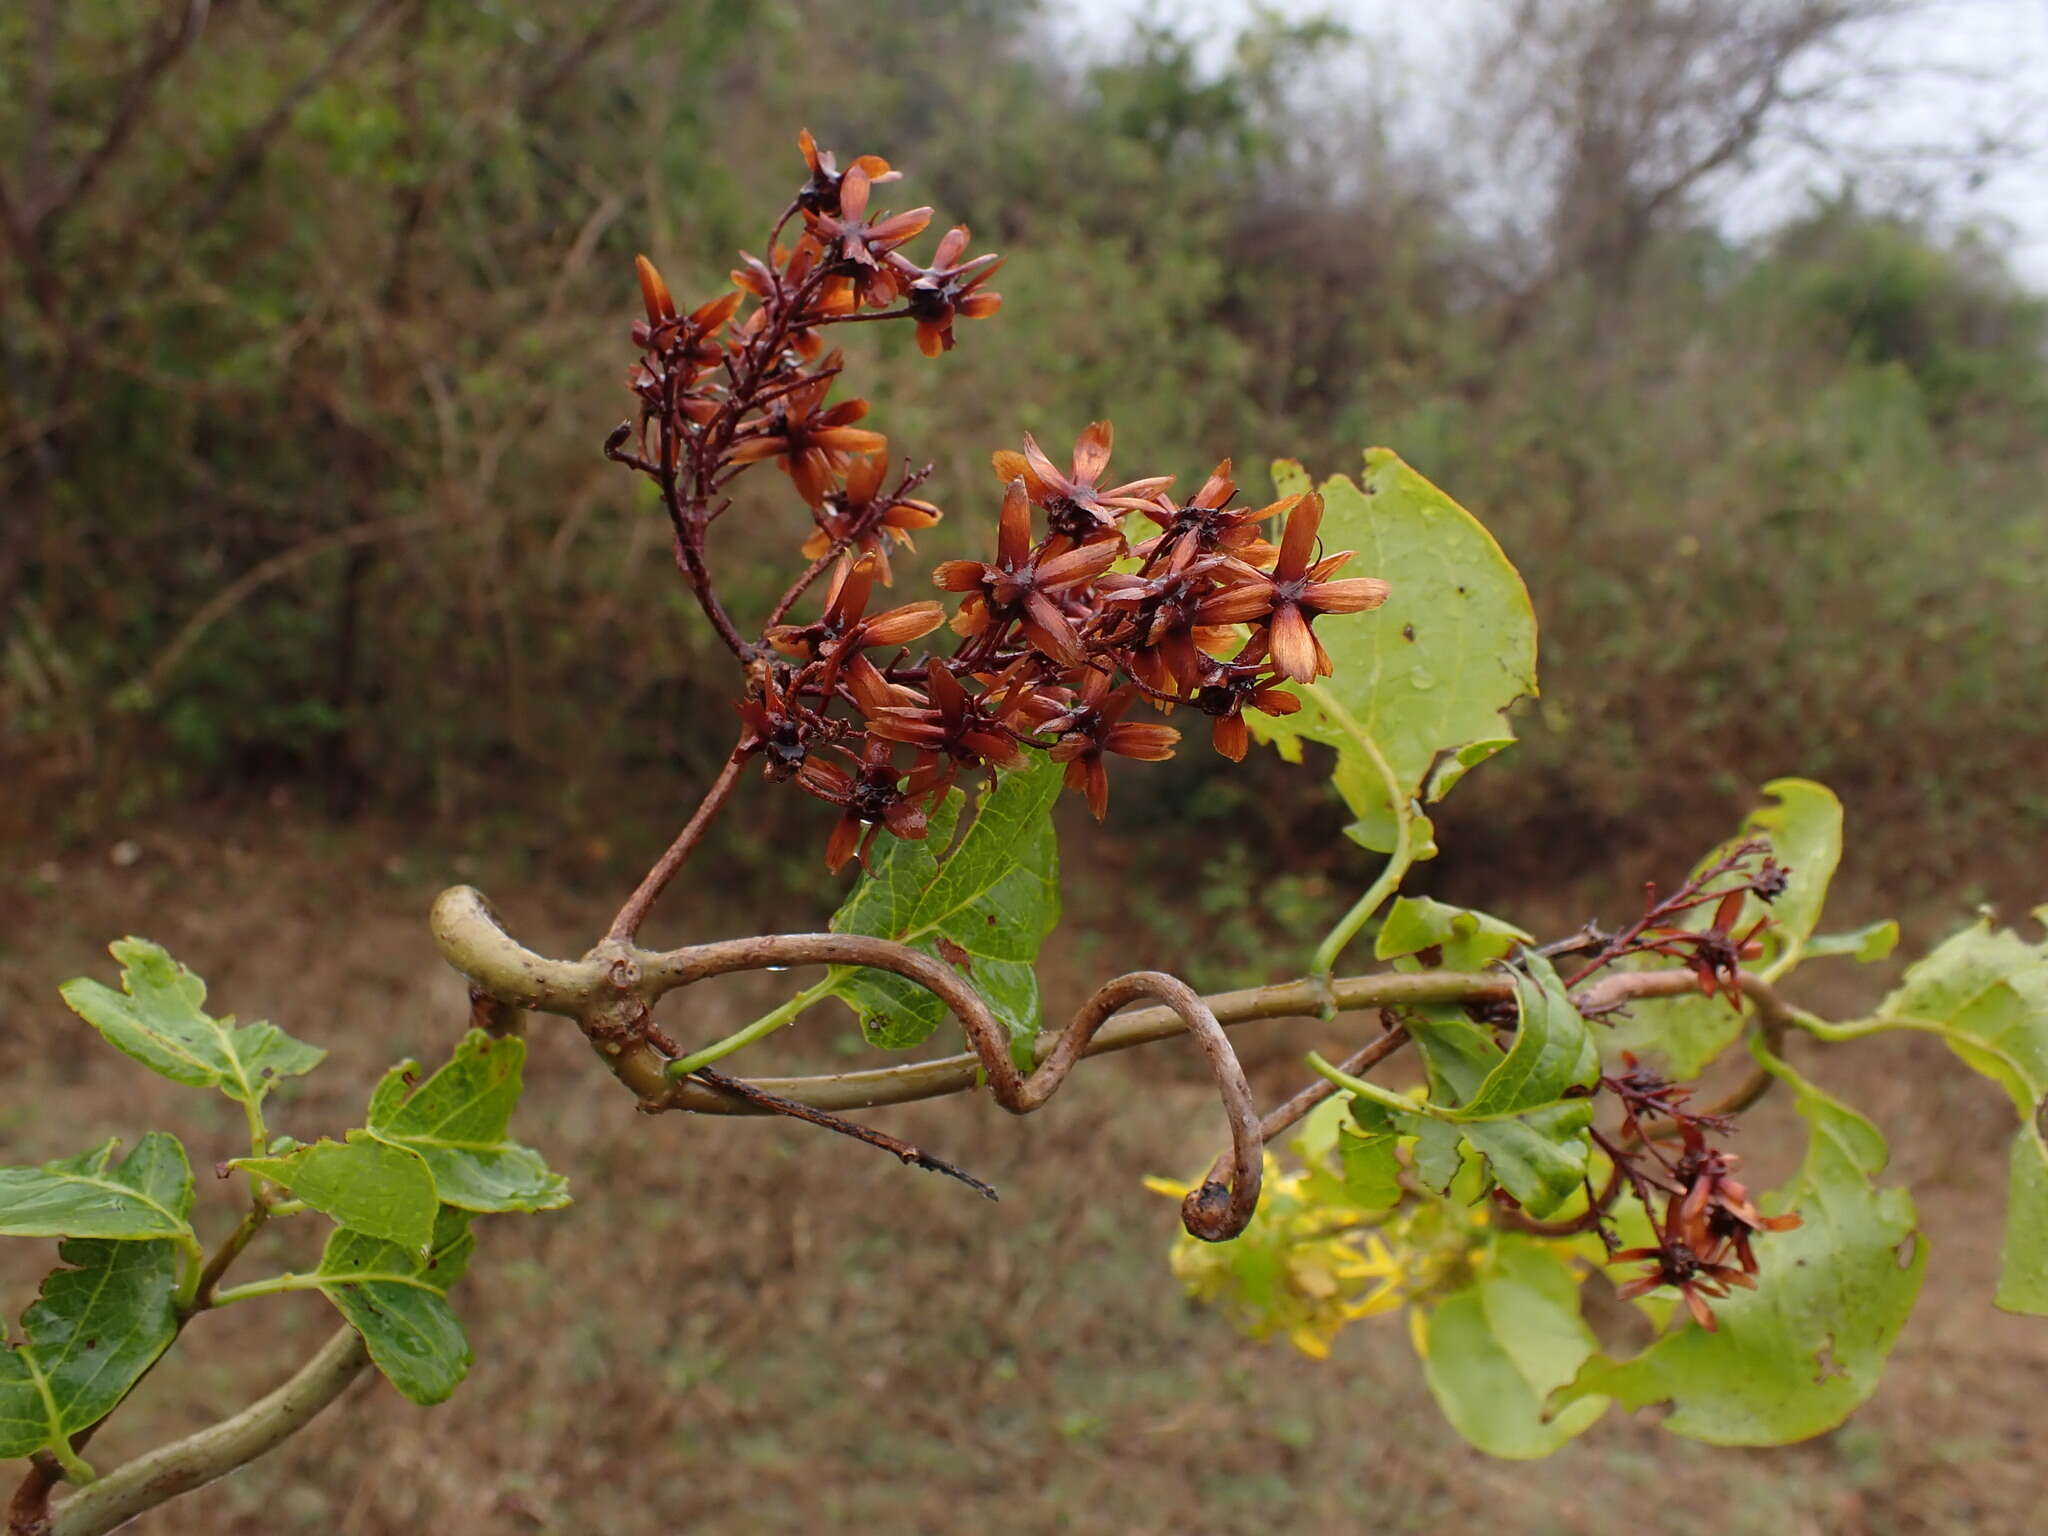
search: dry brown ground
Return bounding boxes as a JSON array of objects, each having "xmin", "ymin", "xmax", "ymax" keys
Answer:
[{"xmin": 2, "ymin": 812, "xmax": 2045, "ymax": 1536}]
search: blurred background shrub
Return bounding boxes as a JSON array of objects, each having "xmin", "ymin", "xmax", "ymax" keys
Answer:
[{"xmin": 3, "ymin": 0, "xmax": 2043, "ymax": 907}]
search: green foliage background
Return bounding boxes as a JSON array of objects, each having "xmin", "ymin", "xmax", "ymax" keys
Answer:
[{"xmin": 3, "ymin": 0, "xmax": 2043, "ymax": 909}]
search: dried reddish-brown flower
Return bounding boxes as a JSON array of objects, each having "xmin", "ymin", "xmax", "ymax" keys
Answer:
[
  {"xmin": 1131, "ymin": 463, "xmax": 1289, "ymax": 569},
  {"xmin": 1045, "ymin": 669, "xmax": 1181, "ymax": 820},
  {"xmin": 796, "ymin": 737, "xmax": 932, "ymax": 873},
  {"xmin": 933, "ymin": 478, "xmax": 1120, "ymax": 664},
  {"xmin": 1642, "ymin": 889, "xmax": 1772, "ymax": 1007},
  {"xmin": 1096, "ymin": 539, "xmax": 1245, "ymax": 694},
  {"xmin": 799, "ymin": 164, "xmax": 933, "ymax": 308},
  {"xmin": 735, "ymin": 669, "xmax": 816, "ymax": 782},
  {"xmin": 726, "ymin": 356, "xmax": 888, "ymax": 507},
  {"xmin": 904, "ymin": 225, "xmax": 1003, "ymax": 356},
  {"xmin": 1218, "ymin": 493, "xmax": 1391, "ymax": 684},
  {"xmin": 801, "ymin": 452, "xmax": 943, "ymax": 582},
  {"xmin": 991, "ymin": 422, "xmax": 1172, "ymax": 547},
  {"xmin": 863, "ymin": 657, "xmax": 1026, "ymax": 781},
  {"xmin": 796, "ymin": 129, "xmax": 901, "ymax": 216},
  {"xmin": 767, "ymin": 553, "xmax": 943, "ymax": 665},
  {"xmin": 1612, "ymin": 1239, "xmax": 1757, "ymax": 1332},
  {"xmin": 1192, "ymin": 667, "xmax": 1302, "ymax": 761}
]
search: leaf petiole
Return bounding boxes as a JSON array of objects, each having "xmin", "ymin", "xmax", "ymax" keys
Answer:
[
  {"xmin": 668, "ymin": 975, "xmax": 838, "ymax": 1077},
  {"xmin": 1309, "ymin": 691, "xmax": 1417, "ymax": 986}
]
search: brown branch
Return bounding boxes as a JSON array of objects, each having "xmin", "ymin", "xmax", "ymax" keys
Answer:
[
  {"xmin": 1242, "ymin": 1023, "xmax": 1412, "ymax": 1152},
  {"xmin": 8, "ymin": 1456, "xmax": 58, "ymax": 1536},
  {"xmin": 641, "ymin": 934, "xmax": 1264, "ymax": 1238},
  {"xmin": 118, "ymin": 0, "xmax": 413, "ymax": 277},
  {"xmin": 431, "ymin": 884, "xmax": 1813, "ymax": 1245},
  {"xmin": 120, "ymin": 512, "xmax": 444, "ymax": 701},
  {"xmin": 688, "ymin": 1067, "xmax": 997, "ymax": 1200},
  {"xmin": 29, "ymin": 0, "xmax": 213, "ymax": 242},
  {"xmin": 605, "ymin": 743, "xmax": 753, "ymax": 942}
]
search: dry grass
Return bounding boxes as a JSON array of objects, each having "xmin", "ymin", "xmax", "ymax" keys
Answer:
[{"xmin": 2, "ymin": 813, "xmax": 2044, "ymax": 1536}]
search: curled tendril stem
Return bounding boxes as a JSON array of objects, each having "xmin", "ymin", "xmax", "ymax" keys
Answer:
[{"xmin": 432, "ymin": 885, "xmax": 1803, "ymax": 1245}]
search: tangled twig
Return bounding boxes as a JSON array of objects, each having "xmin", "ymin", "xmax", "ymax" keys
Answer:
[{"xmin": 431, "ymin": 885, "xmax": 1809, "ymax": 1245}]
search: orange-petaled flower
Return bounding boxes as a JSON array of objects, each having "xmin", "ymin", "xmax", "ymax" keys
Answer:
[
  {"xmin": 1045, "ymin": 670, "xmax": 1180, "ymax": 821},
  {"xmin": 1666, "ymin": 1144, "xmax": 1802, "ymax": 1277},
  {"xmin": 932, "ymin": 478, "xmax": 1119, "ymax": 665},
  {"xmin": 796, "ymin": 129, "xmax": 902, "ymax": 216},
  {"xmin": 1192, "ymin": 668, "xmax": 1303, "ymax": 762},
  {"xmin": 801, "ymin": 451, "xmax": 943, "ymax": 583},
  {"xmin": 1612, "ymin": 1239, "xmax": 1757, "ymax": 1333},
  {"xmin": 734, "ymin": 669, "xmax": 817, "ymax": 782},
  {"xmin": 800, "ymin": 165, "xmax": 933, "ymax": 308},
  {"xmin": 730, "ymin": 245, "xmax": 856, "ymax": 362},
  {"xmin": 1132, "ymin": 462, "xmax": 1290, "ymax": 569},
  {"xmin": 766, "ymin": 553, "xmax": 943, "ymax": 666},
  {"xmin": 726, "ymin": 354, "xmax": 887, "ymax": 507},
  {"xmin": 633, "ymin": 255, "xmax": 741, "ymax": 363},
  {"xmin": 991, "ymin": 421, "xmax": 1173, "ymax": 547},
  {"xmin": 1095, "ymin": 538, "xmax": 1245, "ymax": 694},
  {"xmin": 796, "ymin": 737, "xmax": 932, "ymax": 874},
  {"xmin": 904, "ymin": 225, "xmax": 1003, "ymax": 356},
  {"xmin": 863, "ymin": 657, "xmax": 1026, "ymax": 780},
  {"xmin": 1216, "ymin": 493, "xmax": 1390, "ymax": 684}
]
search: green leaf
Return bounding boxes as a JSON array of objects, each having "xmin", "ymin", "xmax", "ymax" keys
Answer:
[
  {"xmin": 1879, "ymin": 913, "xmax": 2048, "ymax": 1106},
  {"xmin": 1454, "ymin": 958, "xmax": 1598, "ymax": 1121},
  {"xmin": 1867, "ymin": 910, "xmax": 2048, "ymax": 1312},
  {"xmin": 234, "ymin": 1135, "xmax": 440, "ymax": 1254},
  {"xmin": 0, "ymin": 1237, "xmax": 182, "ymax": 1458},
  {"xmin": 1416, "ymin": 1237, "xmax": 1607, "ymax": 1459},
  {"xmin": 1806, "ymin": 919, "xmax": 1900, "ymax": 964},
  {"xmin": 1338, "ymin": 1102, "xmax": 1402, "ymax": 1212},
  {"xmin": 1405, "ymin": 1115, "xmax": 1466, "ymax": 1196},
  {"xmin": 1252, "ymin": 451, "xmax": 1538, "ymax": 854},
  {"xmin": 1373, "ymin": 896, "xmax": 1532, "ymax": 973},
  {"xmin": 1400, "ymin": 961, "xmax": 1598, "ymax": 1218},
  {"xmin": 361, "ymin": 1031, "xmax": 567, "ymax": 1215},
  {"xmin": 315, "ymin": 1207, "xmax": 475, "ymax": 1405},
  {"xmin": 1745, "ymin": 778, "xmax": 1845, "ymax": 977},
  {"xmin": 1600, "ymin": 780, "xmax": 1851, "ymax": 1078},
  {"xmin": 0, "ymin": 1134, "xmax": 195, "ymax": 1242},
  {"xmin": 1460, "ymin": 1106, "xmax": 1596, "ymax": 1218},
  {"xmin": 826, "ymin": 756, "xmax": 1062, "ymax": 1058},
  {"xmin": 59, "ymin": 939, "xmax": 324, "ymax": 1108},
  {"xmin": 1562, "ymin": 1042, "xmax": 1924, "ymax": 1444}
]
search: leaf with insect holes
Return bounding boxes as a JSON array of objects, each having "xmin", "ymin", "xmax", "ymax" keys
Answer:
[
  {"xmin": 826, "ymin": 756, "xmax": 1062, "ymax": 1060},
  {"xmin": 1600, "ymin": 780, "xmax": 1856, "ymax": 1079},
  {"xmin": 360, "ymin": 1031, "xmax": 567, "ymax": 1215},
  {"xmin": 314, "ymin": 1206, "xmax": 475, "ymax": 1405},
  {"xmin": 233, "ymin": 1134, "xmax": 440, "ymax": 1255},
  {"xmin": 1249, "ymin": 451, "xmax": 1537, "ymax": 856},
  {"xmin": 1864, "ymin": 909, "xmax": 2048, "ymax": 1313},
  {"xmin": 59, "ymin": 939, "xmax": 323, "ymax": 1107},
  {"xmin": 1414, "ymin": 1236, "xmax": 1608, "ymax": 1459},
  {"xmin": 1374, "ymin": 896, "xmax": 1532, "ymax": 973},
  {"xmin": 0, "ymin": 1236, "xmax": 183, "ymax": 1458},
  {"xmin": 0, "ymin": 1133, "xmax": 194, "ymax": 1243},
  {"xmin": 1560, "ymin": 1041, "xmax": 1924, "ymax": 1444}
]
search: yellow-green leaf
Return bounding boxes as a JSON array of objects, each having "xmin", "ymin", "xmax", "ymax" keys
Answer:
[
  {"xmin": 1252, "ymin": 450, "xmax": 1537, "ymax": 854},
  {"xmin": 1562, "ymin": 1042, "xmax": 1924, "ymax": 1443}
]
